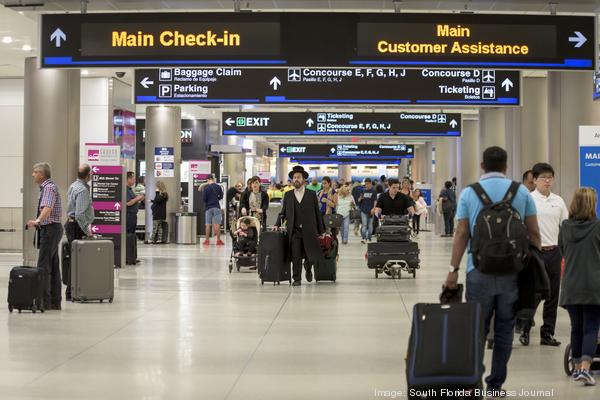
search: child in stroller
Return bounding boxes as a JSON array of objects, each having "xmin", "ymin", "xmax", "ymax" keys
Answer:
[
  {"xmin": 229, "ymin": 216, "xmax": 261, "ymax": 273},
  {"xmin": 234, "ymin": 217, "xmax": 258, "ymax": 256}
]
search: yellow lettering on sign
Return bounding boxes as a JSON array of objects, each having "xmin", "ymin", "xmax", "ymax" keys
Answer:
[
  {"xmin": 437, "ymin": 24, "xmax": 470, "ymax": 37},
  {"xmin": 112, "ymin": 31, "xmax": 154, "ymax": 47}
]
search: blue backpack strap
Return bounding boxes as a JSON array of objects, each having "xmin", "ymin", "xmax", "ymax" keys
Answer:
[{"xmin": 469, "ymin": 183, "xmax": 493, "ymax": 206}]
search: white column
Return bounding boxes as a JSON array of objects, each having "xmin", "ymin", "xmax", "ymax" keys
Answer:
[
  {"xmin": 461, "ymin": 119, "xmax": 480, "ymax": 186},
  {"xmin": 338, "ymin": 164, "xmax": 352, "ymax": 182},
  {"xmin": 276, "ymin": 157, "xmax": 289, "ymax": 183},
  {"xmin": 433, "ymin": 138, "xmax": 458, "ymax": 198},
  {"xmin": 520, "ymin": 77, "xmax": 549, "ymax": 171}
]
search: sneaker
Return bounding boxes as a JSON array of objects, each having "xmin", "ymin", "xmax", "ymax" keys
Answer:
[
  {"xmin": 361, "ymin": 240, "xmax": 366, "ymax": 244},
  {"xmin": 577, "ymin": 370, "xmax": 596, "ymax": 386},
  {"xmin": 572, "ymin": 369, "xmax": 581, "ymax": 380},
  {"xmin": 203, "ymin": 239, "xmax": 210, "ymax": 245},
  {"xmin": 216, "ymin": 240, "xmax": 225, "ymax": 246}
]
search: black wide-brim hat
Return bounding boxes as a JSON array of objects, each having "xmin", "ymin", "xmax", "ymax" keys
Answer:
[{"xmin": 289, "ymin": 165, "xmax": 309, "ymax": 180}]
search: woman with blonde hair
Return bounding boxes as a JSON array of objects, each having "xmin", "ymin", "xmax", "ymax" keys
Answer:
[
  {"xmin": 151, "ymin": 181, "xmax": 169, "ymax": 244},
  {"xmin": 335, "ymin": 185, "xmax": 356, "ymax": 244},
  {"xmin": 559, "ymin": 187, "xmax": 600, "ymax": 386}
]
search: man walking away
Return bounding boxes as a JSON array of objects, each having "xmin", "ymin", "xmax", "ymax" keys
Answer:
[
  {"xmin": 439, "ymin": 181, "xmax": 457, "ymax": 237},
  {"xmin": 358, "ymin": 178, "xmax": 377, "ymax": 244},
  {"xmin": 26, "ymin": 163, "xmax": 64, "ymax": 311},
  {"xmin": 522, "ymin": 170, "xmax": 535, "ymax": 192},
  {"xmin": 444, "ymin": 146, "xmax": 541, "ymax": 397},
  {"xmin": 203, "ymin": 176, "xmax": 224, "ymax": 246},
  {"xmin": 519, "ymin": 163, "xmax": 568, "ymax": 347},
  {"xmin": 64, "ymin": 164, "xmax": 94, "ymax": 301}
]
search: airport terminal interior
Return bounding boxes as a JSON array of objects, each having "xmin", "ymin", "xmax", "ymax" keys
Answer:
[{"xmin": 1, "ymin": 0, "xmax": 600, "ymax": 399}]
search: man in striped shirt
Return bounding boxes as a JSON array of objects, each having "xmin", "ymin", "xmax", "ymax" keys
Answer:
[
  {"xmin": 64, "ymin": 164, "xmax": 95, "ymax": 301},
  {"xmin": 26, "ymin": 162, "xmax": 64, "ymax": 310}
]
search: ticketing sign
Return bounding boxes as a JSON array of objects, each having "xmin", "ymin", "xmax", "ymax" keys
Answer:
[
  {"xmin": 41, "ymin": 13, "xmax": 594, "ymax": 70},
  {"xmin": 279, "ymin": 144, "xmax": 414, "ymax": 159},
  {"xmin": 222, "ymin": 112, "xmax": 461, "ymax": 137},
  {"xmin": 135, "ymin": 67, "xmax": 520, "ymax": 106}
]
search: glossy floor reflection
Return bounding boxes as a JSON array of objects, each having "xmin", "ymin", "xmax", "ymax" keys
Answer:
[{"xmin": 0, "ymin": 227, "xmax": 597, "ymax": 399}]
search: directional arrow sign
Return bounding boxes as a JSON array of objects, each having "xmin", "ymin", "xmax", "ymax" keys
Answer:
[
  {"xmin": 450, "ymin": 119, "xmax": 458, "ymax": 128},
  {"xmin": 269, "ymin": 76, "xmax": 281, "ymax": 90},
  {"xmin": 92, "ymin": 166, "xmax": 100, "ymax": 173},
  {"xmin": 91, "ymin": 225, "xmax": 99, "ymax": 233},
  {"xmin": 50, "ymin": 28, "xmax": 66, "ymax": 47},
  {"xmin": 225, "ymin": 118, "xmax": 235, "ymax": 126},
  {"xmin": 501, "ymin": 78, "xmax": 514, "ymax": 92},
  {"xmin": 114, "ymin": 202, "xmax": 121, "ymax": 210},
  {"xmin": 306, "ymin": 118, "xmax": 314, "ymax": 127},
  {"xmin": 280, "ymin": 147, "xmax": 287, "ymax": 153},
  {"xmin": 568, "ymin": 31, "xmax": 587, "ymax": 48},
  {"xmin": 330, "ymin": 147, "xmax": 336, "ymax": 153},
  {"xmin": 140, "ymin": 77, "xmax": 154, "ymax": 89}
]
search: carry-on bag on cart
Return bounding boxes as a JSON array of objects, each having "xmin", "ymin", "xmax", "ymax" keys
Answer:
[
  {"xmin": 367, "ymin": 241, "xmax": 420, "ymax": 269},
  {"xmin": 406, "ymin": 303, "xmax": 485, "ymax": 399},
  {"xmin": 381, "ymin": 214, "xmax": 410, "ymax": 226},
  {"xmin": 258, "ymin": 231, "xmax": 291, "ymax": 285},
  {"xmin": 7, "ymin": 266, "xmax": 44, "ymax": 313},
  {"xmin": 70, "ymin": 239, "xmax": 114, "ymax": 303},
  {"xmin": 376, "ymin": 224, "xmax": 411, "ymax": 242},
  {"xmin": 323, "ymin": 213, "xmax": 344, "ymax": 229},
  {"xmin": 314, "ymin": 239, "xmax": 338, "ymax": 282}
]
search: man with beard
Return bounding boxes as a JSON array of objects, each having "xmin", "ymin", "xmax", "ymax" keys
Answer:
[{"xmin": 275, "ymin": 166, "xmax": 325, "ymax": 286}]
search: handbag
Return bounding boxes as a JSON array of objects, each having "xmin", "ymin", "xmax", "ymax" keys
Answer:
[
  {"xmin": 350, "ymin": 209, "xmax": 362, "ymax": 222},
  {"xmin": 318, "ymin": 234, "xmax": 334, "ymax": 252},
  {"xmin": 323, "ymin": 213, "xmax": 344, "ymax": 229}
]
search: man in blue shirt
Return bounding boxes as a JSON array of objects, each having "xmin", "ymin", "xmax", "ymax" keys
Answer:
[
  {"xmin": 444, "ymin": 146, "xmax": 541, "ymax": 396},
  {"xmin": 203, "ymin": 176, "xmax": 224, "ymax": 246}
]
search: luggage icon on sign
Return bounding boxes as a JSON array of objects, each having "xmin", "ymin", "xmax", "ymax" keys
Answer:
[
  {"xmin": 159, "ymin": 68, "xmax": 173, "ymax": 81},
  {"xmin": 482, "ymin": 86, "xmax": 496, "ymax": 99}
]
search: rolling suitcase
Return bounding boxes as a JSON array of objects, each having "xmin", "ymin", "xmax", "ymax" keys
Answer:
[
  {"xmin": 376, "ymin": 225, "xmax": 411, "ymax": 242},
  {"xmin": 258, "ymin": 231, "xmax": 291, "ymax": 285},
  {"xmin": 314, "ymin": 239, "xmax": 338, "ymax": 282},
  {"xmin": 7, "ymin": 266, "xmax": 44, "ymax": 313},
  {"xmin": 71, "ymin": 239, "xmax": 115, "ymax": 303},
  {"xmin": 406, "ymin": 303, "xmax": 484, "ymax": 399},
  {"xmin": 382, "ymin": 214, "xmax": 410, "ymax": 226},
  {"xmin": 61, "ymin": 240, "xmax": 71, "ymax": 285},
  {"xmin": 367, "ymin": 241, "xmax": 420, "ymax": 269},
  {"xmin": 126, "ymin": 233, "xmax": 137, "ymax": 265}
]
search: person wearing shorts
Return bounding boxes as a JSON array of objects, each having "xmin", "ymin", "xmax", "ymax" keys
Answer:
[{"xmin": 203, "ymin": 176, "xmax": 224, "ymax": 246}]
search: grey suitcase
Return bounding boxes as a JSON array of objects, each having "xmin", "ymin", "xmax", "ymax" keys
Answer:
[{"xmin": 71, "ymin": 239, "xmax": 115, "ymax": 303}]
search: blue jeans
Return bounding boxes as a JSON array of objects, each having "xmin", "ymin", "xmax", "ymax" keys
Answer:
[
  {"xmin": 360, "ymin": 211, "xmax": 374, "ymax": 240},
  {"xmin": 341, "ymin": 215, "xmax": 350, "ymax": 243},
  {"xmin": 565, "ymin": 305, "xmax": 600, "ymax": 364},
  {"xmin": 466, "ymin": 268, "xmax": 519, "ymax": 390}
]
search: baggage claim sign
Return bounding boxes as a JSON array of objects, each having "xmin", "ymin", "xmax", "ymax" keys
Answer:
[{"xmin": 41, "ymin": 13, "xmax": 594, "ymax": 69}]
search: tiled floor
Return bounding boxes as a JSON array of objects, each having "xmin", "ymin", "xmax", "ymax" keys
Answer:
[{"xmin": 0, "ymin": 228, "xmax": 597, "ymax": 399}]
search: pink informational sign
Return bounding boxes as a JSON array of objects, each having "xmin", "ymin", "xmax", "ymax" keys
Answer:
[
  {"xmin": 189, "ymin": 160, "xmax": 212, "ymax": 183},
  {"xmin": 85, "ymin": 144, "xmax": 124, "ymax": 267},
  {"xmin": 258, "ymin": 170, "xmax": 271, "ymax": 184}
]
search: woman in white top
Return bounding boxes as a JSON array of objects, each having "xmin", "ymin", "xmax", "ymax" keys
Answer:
[
  {"xmin": 411, "ymin": 189, "xmax": 428, "ymax": 235},
  {"xmin": 335, "ymin": 185, "xmax": 356, "ymax": 244}
]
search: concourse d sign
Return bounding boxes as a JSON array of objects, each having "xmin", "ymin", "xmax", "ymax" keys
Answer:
[
  {"xmin": 41, "ymin": 13, "xmax": 594, "ymax": 70},
  {"xmin": 222, "ymin": 112, "xmax": 461, "ymax": 137}
]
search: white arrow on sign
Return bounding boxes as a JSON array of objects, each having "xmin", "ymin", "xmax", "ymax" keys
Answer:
[
  {"xmin": 568, "ymin": 31, "xmax": 587, "ymax": 48},
  {"xmin": 330, "ymin": 147, "xmax": 336, "ymax": 153},
  {"xmin": 449, "ymin": 119, "xmax": 458, "ymax": 128},
  {"xmin": 306, "ymin": 118, "xmax": 314, "ymax": 127},
  {"xmin": 50, "ymin": 28, "xmax": 66, "ymax": 47},
  {"xmin": 225, "ymin": 118, "xmax": 235, "ymax": 126},
  {"xmin": 280, "ymin": 147, "xmax": 286, "ymax": 153},
  {"xmin": 269, "ymin": 76, "xmax": 281, "ymax": 90},
  {"xmin": 91, "ymin": 166, "xmax": 100, "ymax": 173},
  {"xmin": 501, "ymin": 78, "xmax": 514, "ymax": 92},
  {"xmin": 114, "ymin": 202, "xmax": 121, "ymax": 210},
  {"xmin": 140, "ymin": 77, "xmax": 154, "ymax": 89},
  {"xmin": 91, "ymin": 225, "xmax": 99, "ymax": 233}
]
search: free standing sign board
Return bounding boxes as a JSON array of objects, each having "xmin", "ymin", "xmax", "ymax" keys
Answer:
[
  {"xmin": 579, "ymin": 126, "xmax": 600, "ymax": 216},
  {"xmin": 85, "ymin": 144, "xmax": 125, "ymax": 268}
]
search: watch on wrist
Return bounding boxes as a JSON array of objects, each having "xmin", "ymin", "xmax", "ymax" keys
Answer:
[{"xmin": 448, "ymin": 265, "xmax": 459, "ymax": 273}]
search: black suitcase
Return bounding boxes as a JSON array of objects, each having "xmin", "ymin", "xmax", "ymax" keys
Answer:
[
  {"xmin": 126, "ymin": 233, "xmax": 137, "ymax": 265},
  {"xmin": 258, "ymin": 231, "xmax": 291, "ymax": 285},
  {"xmin": 406, "ymin": 303, "xmax": 484, "ymax": 399},
  {"xmin": 315, "ymin": 240, "xmax": 338, "ymax": 282},
  {"xmin": 367, "ymin": 241, "xmax": 420, "ymax": 269},
  {"xmin": 376, "ymin": 225, "xmax": 411, "ymax": 242},
  {"xmin": 7, "ymin": 267, "xmax": 44, "ymax": 313},
  {"xmin": 61, "ymin": 240, "xmax": 71, "ymax": 285},
  {"xmin": 382, "ymin": 214, "xmax": 409, "ymax": 226}
]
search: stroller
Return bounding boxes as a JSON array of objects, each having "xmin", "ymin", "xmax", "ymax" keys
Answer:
[
  {"xmin": 228, "ymin": 216, "xmax": 261, "ymax": 273},
  {"xmin": 563, "ymin": 334, "xmax": 600, "ymax": 376}
]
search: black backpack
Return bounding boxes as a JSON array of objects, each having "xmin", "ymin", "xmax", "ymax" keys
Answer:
[{"xmin": 470, "ymin": 181, "xmax": 529, "ymax": 275}]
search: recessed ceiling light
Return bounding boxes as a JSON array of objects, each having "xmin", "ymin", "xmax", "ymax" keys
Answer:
[
  {"xmin": 2, "ymin": 36, "xmax": 13, "ymax": 44},
  {"xmin": 22, "ymin": 44, "xmax": 32, "ymax": 51},
  {"xmin": 81, "ymin": 69, "xmax": 90, "ymax": 76}
]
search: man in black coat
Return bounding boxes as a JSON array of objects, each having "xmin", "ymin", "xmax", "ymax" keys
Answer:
[{"xmin": 275, "ymin": 166, "xmax": 325, "ymax": 286}]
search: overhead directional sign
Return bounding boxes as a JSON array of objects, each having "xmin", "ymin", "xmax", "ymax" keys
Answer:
[
  {"xmin": 135, "ymin": 67, "xmax": 520, "ymax": 105},
  {"xmin": 41, "ymin": 13, "xmax": 594, "ymax": 70},
  {"xmin": 222, "ymin": 112, "xmax": 461, "ymax": 137},
  {"xmin": 279, "ymin": 144, "xmax": 414, "ymax": 159}
]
